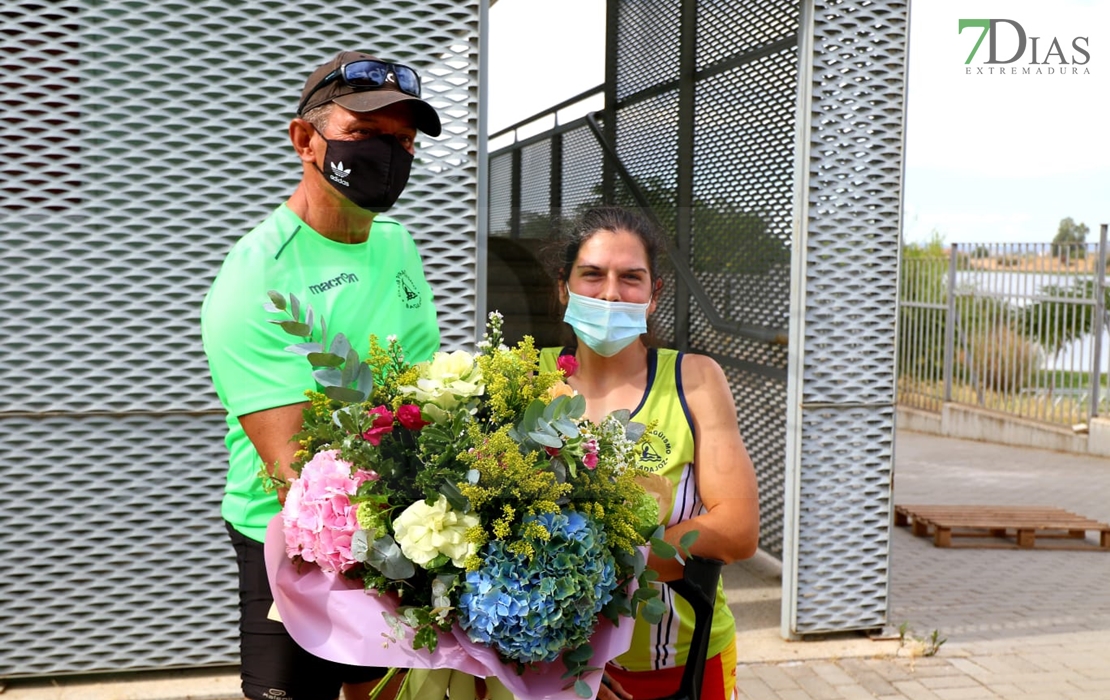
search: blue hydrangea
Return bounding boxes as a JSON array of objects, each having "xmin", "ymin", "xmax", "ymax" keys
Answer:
[{"xmin": 457, "ymin": 511, "xmax": 617, "ymax": 663}]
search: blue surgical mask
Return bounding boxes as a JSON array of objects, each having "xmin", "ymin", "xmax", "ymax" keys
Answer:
[{"xmin": 563, "ymin": 288, "xmax": 649, "ymax": 357}]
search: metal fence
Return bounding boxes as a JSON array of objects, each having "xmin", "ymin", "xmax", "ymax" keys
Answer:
[{"xmin": 898, "ymin": 228, "xmax": 1109, "ymax": 427}]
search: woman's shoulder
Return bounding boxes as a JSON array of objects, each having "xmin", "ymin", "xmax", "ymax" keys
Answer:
[{"xmin": 675, "ymin": 352, "xmax": 732, "ymax": 406}]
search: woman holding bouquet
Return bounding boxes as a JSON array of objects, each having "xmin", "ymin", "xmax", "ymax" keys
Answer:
[{"xmin": 539, "ymin": 206, "xmax": 760, "ymax": 700}]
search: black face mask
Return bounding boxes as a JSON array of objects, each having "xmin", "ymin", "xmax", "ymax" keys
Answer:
[{"xmin": 314, "ymin": 134, "xmax": 414, "ymax": 213}]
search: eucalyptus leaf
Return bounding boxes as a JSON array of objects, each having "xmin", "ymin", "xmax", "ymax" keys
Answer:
[
  {"xmin": 320, "ymin": 315, "xmax": 328, "ymax": 350},
  {"xmin": 608, "ymin": 408, "xmax": 631, "ymax": 424},
  {"xmin": 528, "ymin": 430, "xmax": 563, "ymax": 449},
  {"xmin": 304, "ymin": 305, "xmax": 315, "ymax": 334},
  {"xmin": 542, "ymin": 395, "xmax": 564, "ymax": 422},
  {"xmin": 279, "ymin": 320, "xmax": 312, "ymax": 337},
  {"xmin": 313, "ymin": 368, "xmax": 343, "ymax": 387},
  {"xmin": 263, "ymin": 302, "xmax": 280, "ymax": 313},
  {"xmin": 573, "ymin": 680, "xmax": 591, "ymax": 699},
  {"xmin": 466, "ymin": 469, "xmax": 480, "ymax": 485},
  {"xmin": 325, "ymin": 385, "xmax": 367, "ymax": 403},
  {"xmin": 566, "ymin": 393, "xmax": 587, "ymax": 418},
  {"xmin": 522, "ymin": 398, "xmax": 545, "ymax": 430},
  {"xmin": 641, "ymin": 598, "xmax": 667, "ymax": 624},
  {"xmin": 550, "ymin": 457, "xmax": 568, "ymax": 483},
  {"xmin": 678, "ymin": 530, "xmax": 699, "ymax": 554},
  {"xmin": 368, "ymin": 535, "xmax": 416, "ymax": 580},
  {"xmin": 624, "ymin": 421, "xmax": 647, "ymax": 442},
  {"xmin": 330, "ymin": 333, "xmax": 351, "ymax": 359},
  {"xmin": 553, "ymin": 418, "xmax": 580, "ymax": 438},
  {"xmin": 290, "ymin": 293, "xmax": 301, "ymax": 323},
  {"xmin": 650, "ymin": 537, "xmax": 678, "ymax": 560},
  {"xmin": 266, "ymin": 290, "xmax": 287, "ymax": 311},
  {"xmin": 307, "ymin": 352, "xmax": 344, "ymax": 368},
  {"xmin": 440, "ymin": 480, "xmax": 471, "ymax": 513},
  {"xmin": 285, "ymin": 342, "xmax": 323, "ymax": 356},
  {"xmin": 565, "ymin": 644, "xmax": 593, "ymax": 665},
  {"xmin": 356, "ymin": 363, "xmax": 374, "ymax": 397},
  {"xmin": 340, "ymin": 348, "xmax": 360, "ymax": 385}
]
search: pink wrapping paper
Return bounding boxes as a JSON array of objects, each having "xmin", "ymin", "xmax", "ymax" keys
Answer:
[{"xmin": 264, "ymin": 518, "xmax": 636, "ymax": 700}]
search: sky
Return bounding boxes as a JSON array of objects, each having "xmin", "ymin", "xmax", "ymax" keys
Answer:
[{"xmin": 487, "ymin": 0, "xmax": 1109, "ymax": 247}]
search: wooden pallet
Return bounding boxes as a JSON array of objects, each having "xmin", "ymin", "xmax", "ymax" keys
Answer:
[{"xmin": 895, "ymin": 505, "xmax": 1110, "ymax": 551}]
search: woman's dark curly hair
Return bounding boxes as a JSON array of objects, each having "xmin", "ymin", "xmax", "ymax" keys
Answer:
[{"xmin": 544, "ymin": 206, "xmax": 670, "ymax": 347}]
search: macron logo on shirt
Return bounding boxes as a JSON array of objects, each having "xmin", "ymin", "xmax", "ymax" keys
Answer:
[{"xmin": 309, "ymin": 273, "xmax": 359, "ymax": 295}]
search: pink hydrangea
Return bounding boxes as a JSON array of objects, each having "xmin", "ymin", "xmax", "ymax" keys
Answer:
[{"xmin": 282, "ymin": 450, "xmax": 375, "ymax": 573}]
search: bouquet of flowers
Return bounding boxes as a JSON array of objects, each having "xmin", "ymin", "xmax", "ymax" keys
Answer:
[{"xmin": 262, "ymin": 292, "xmax": 668, "ymax": 698}]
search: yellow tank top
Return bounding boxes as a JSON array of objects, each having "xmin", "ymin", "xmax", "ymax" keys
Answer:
[{"xmin": 539, "ymin": 347, "xmax": 736, "ymax": 671}]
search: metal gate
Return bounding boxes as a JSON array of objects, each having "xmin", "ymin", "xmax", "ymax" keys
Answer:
[{"xmin": 0, "ymin": 0, "xmax": 478, "ymax": 678}]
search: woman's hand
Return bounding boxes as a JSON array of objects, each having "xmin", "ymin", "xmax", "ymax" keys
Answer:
[{"xmin": 598, "ymin": 673, "xmax": 633, "ymax": 700}]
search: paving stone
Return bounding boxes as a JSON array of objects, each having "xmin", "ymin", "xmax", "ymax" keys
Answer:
[
  {"xmin": 918, "ymin": 675, "xmax": 984, "ymax": 690},
  {"xmin": 931, "ymin": 686, "xmax": 999, "ymax": 700},
  {"xmin": 809, "ymin": 662, "xmax": 856, "ymax": 687},
  {"xmin": 735, "ymin": 677, "xmax": 779, "ymax": 700},
  {"xmin": 832, "ymin": 686, "xmax": 876, "ymax": 700},
  {"xmin": 891, "ymin": 680, "xmax": 945, "ymax": 700},
  {"xmin": 794, "ymin": 674, "xmax": 841, "ymax": 700},
  {"xmin": 752, "ymin": 665, "xmax": 801, "ymax": 691}
]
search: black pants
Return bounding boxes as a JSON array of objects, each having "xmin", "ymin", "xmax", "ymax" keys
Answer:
[{"xmin": 226, "ymin": 521, "xmax": 388, "ymax": 700}]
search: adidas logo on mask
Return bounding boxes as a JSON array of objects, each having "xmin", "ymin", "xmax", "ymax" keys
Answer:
[{"xmin": 329, "ymin": 161, "xmax": 351, "ymax": 186}]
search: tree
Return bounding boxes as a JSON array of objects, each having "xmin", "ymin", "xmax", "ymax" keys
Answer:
[{"xmin": 1052, "ymin": 217, "xmax": 1089, "ymax": 261}]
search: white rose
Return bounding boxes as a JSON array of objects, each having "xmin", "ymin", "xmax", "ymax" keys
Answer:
[
  {"xmin": 401, "ymin": 351, "xmax": 484, "ymax": 411},
  {"xmin": 393, "ymin": 495, "xmax": 480, "ymax": 568}
]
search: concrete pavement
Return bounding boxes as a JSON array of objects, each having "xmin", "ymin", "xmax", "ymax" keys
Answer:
[
  {"xmin": 3, "ymin": 430, "xmax": 1108, "ymax": 700},
  {"xmin": 723, "ymin": 430, "xmax": 1110, "ymax": 700}
]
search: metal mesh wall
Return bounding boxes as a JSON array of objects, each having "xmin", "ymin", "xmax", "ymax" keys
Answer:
[
  {"xmin": 788, "ymin": 0, "xmax": 908, "ymax": 634},
  {"xmin": 0, "ymin": 0, "xmax": 478, "ymax": 678}
]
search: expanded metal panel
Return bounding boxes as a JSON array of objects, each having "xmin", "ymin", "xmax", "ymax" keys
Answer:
[
  {"xmin": 0, "ymin": 415, "xmax": 236, "ymax": 675},
  {"xmin": 789, "ymin": 0, "xmax": 908, "ymax": 633},
  {"xmin": 519, "ymin": 141, "xmax": 552, "ymax": 237},
  {"xmin": 794, "ymin": 407, "xmax": 894, "ymax": 633},
  {"xmin": 696, "ymin": 0, "xmax": 799, "ymax": 68},
  {"xmin": 488, "ymin": 151, "xmax": 513, "ymax": 237},
  {"xmin": 560, "ymin": 125, "xmax": 605, "ymax": 214},
  {"xmin": 723, "ymin": 363, "xmax": 788, "ymax": 556},
  {"xmin": 1, "ymin": 0, "xmax": 478, "ymax": 678},
  {"xmin": 615, "ymin": 0, "xmax": 681, "ymax": 101},
  {"xmin": 614, "ymin": 92, "xmax": 680, "ymax": 228}
]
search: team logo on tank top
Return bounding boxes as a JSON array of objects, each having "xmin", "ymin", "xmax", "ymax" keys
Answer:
[
  {"xmin": 637, "ymin": 428, "xmax": 672, "ymax": 471},
  {"xmin": 395, "ymin": 270, "xmax": 422, "ymax": 309}
]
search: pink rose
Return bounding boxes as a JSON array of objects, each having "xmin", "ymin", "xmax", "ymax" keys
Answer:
[
  {"xmin": 361, "ymin": 405, "xmax": 394, "ymax": 446},
  {"xmin": 397, "ymin": 403, "xmax": 429, "ymax": 430},
  {"xmin": 583, "ymin": 452, "xmax": 599, "ymax": 470},
  {"xmin": 556, "ymin": 354, "xmax": 578, "ymax": 378}
]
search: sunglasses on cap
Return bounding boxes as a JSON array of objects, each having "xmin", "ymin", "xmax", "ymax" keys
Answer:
[{"xmin": 297, "ymin": 59, "xmax": 422, "ymax": 115}]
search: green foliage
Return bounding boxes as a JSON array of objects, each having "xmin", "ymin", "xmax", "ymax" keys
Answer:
[
  {"xmin": 956, "ymin": 323, "xmax": 1041, "ymax": 393},
  {"xmin": 898, "ymin": 622, "xmax": 947, "ymax": 657},
  {"xmin": 1022, "ymin": 279, "xmax": 1109, "ymax": 354},
  {"xmin": 898, "ymin": 232, "xmax": 949, "ymax": 381},
  {"xmin": 266, "ymin": 290, "xmax": 373, "ymax": 402},
  {"xmin": 1052, "ymin": 217, "xmax": 1089, "ymax": 261}
]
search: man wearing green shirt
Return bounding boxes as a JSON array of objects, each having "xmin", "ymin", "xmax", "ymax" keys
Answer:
[{"xmin": 201, "ymin": 50, "xmax": 441, "ymax": 700}]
